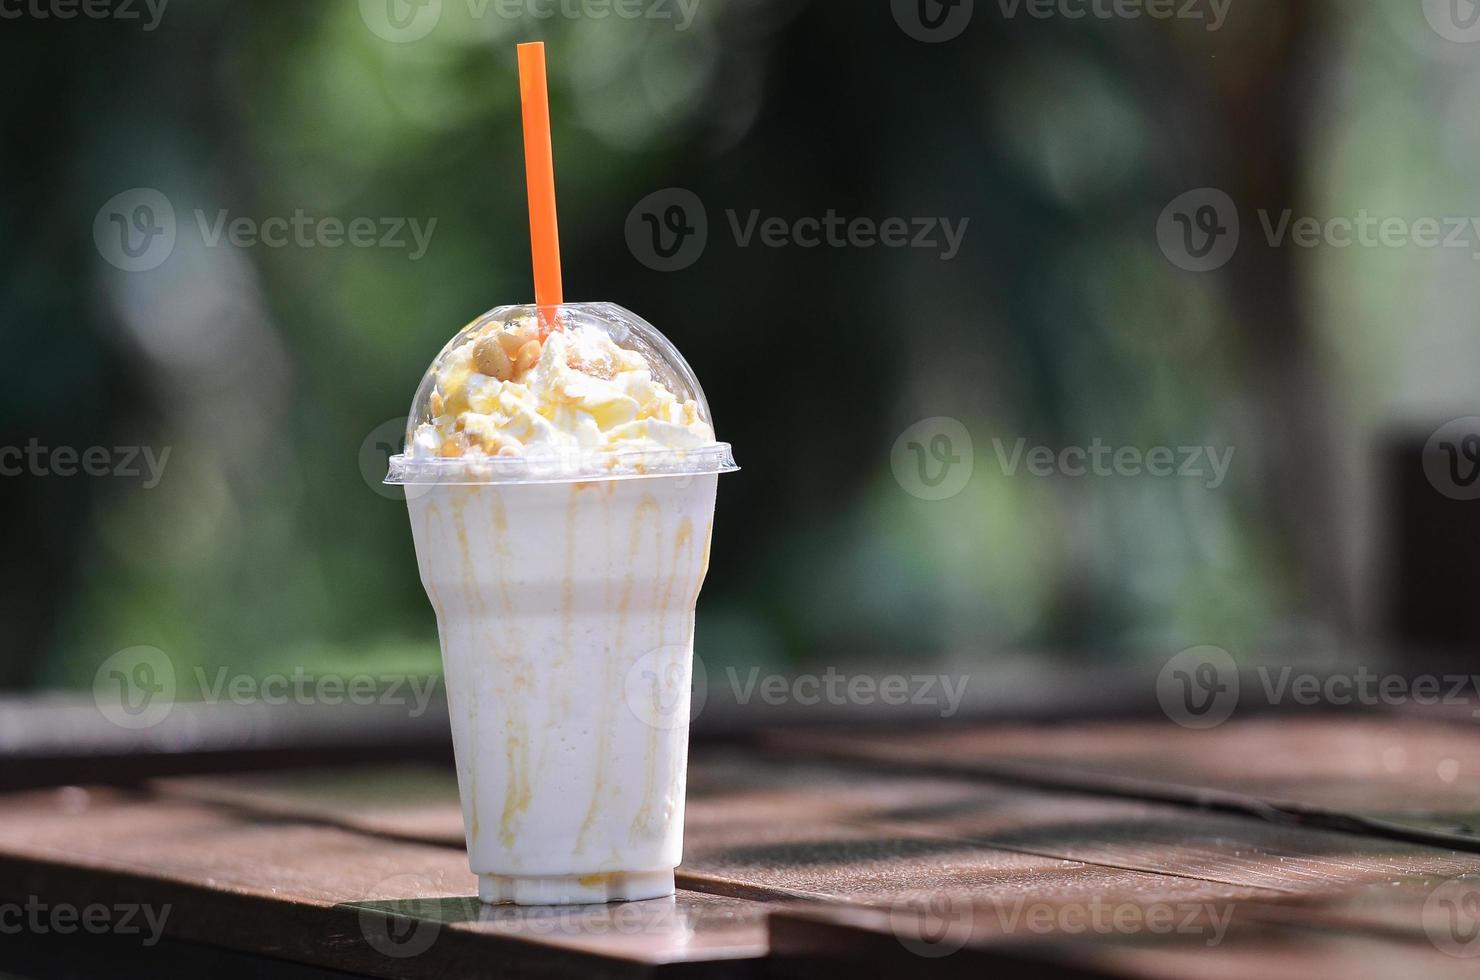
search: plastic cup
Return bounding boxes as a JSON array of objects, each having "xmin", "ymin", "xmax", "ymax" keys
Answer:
[{"xmin": 387, "ymin": 303, "xmax": 736, "ymax": 905}]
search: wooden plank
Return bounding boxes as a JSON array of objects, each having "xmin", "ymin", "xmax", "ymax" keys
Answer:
[
  {"xmin": 765, "ymin": 902, "xmax": 1480, "ymax": 980},
  {"xmin": 152, "ymin": 765, "xmax": 466, "ymax": 847},
  {"xmin": 17, "ymin": 749, "xmax": 1480, "ymax": 975},
  {"xmin": 681, "ymin": 806, "xmax": 1285, "ymax": 908},
  {"xmin": 144, "ymin": 751, "xmax": 1480, "ymax": 974},
  {"xmin": 147, "ymin": 762, "xmax": 1263, "ymax": 905},
  {"xmin": 690, "ymin": 755, "xmax": 1480, "ymax": 894},
  {"xmin": 2, "ymin": 927, "xmax": 380, "ymax": 980},
  {"xmin": 153, "ymin": 754, "xmax": 1480, "ymax": 901},
  {"xmin": 151, "ymin": 763, "xmax": 1290, "ymax": 914},
  {"xmin": 0, "ymin": 787, "xmax": 767, "ymax": 979},
  {"xmin": 758, "ymin": 717, "xmax": 1480, "ymax": 847},
  {"xmin": 0, "ymin": 695, "xmax": 452, "ymax": 791},
  {"xmin": 684, "ymin": 757, "xmax": 1480, "ymax": 966},
  {"xmin": 29, "ymin": 780, "xmax": 1329, "ymax": 978},
  {"xmin": 0, "ymin": 780, "xmax": 1314, "ymax": 980},
  {"xmin": 0, "ymin": 779, "xmax": 1306, "ymax": 979}
]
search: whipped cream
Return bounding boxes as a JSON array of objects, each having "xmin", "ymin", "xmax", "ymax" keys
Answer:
[{"xmin": 410, "ymin": 314, "xmax": 716, "ymax": 461}]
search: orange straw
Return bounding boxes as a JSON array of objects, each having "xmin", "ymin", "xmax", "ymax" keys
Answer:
[{"xmin": 517, "ymin": 42, "xmax": 563, "ymax": 332}]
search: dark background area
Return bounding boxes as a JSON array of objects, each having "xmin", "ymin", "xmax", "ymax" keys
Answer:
[{"xmin": 1, "ymin": 0, "xmax": 1477, "ymax": 697}]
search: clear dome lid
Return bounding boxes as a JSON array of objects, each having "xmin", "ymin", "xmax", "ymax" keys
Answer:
[{"xmin": 386, "ymin": 302, "xmax": 737, "ymax": 485}]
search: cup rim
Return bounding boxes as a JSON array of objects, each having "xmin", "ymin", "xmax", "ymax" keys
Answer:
[{"xmin": 385, "ymin": 442, "xmax": 738, "ymax": 487}]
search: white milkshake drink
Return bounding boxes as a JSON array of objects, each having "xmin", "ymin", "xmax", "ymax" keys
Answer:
[{"xmin": 387, "ymin": 303, "xmax": 735, "ymax": 905}]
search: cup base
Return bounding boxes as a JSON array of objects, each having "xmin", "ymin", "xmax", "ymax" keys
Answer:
[{"xmin": 477, "ymin": 869, "xmax": 676, "ymax": 906}]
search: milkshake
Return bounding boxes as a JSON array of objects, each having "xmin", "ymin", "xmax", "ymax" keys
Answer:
[{"xmin": 387, "ymin": 302, "xmax": 736, "ymax": 905}]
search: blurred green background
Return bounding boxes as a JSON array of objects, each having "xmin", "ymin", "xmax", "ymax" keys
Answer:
[{"xmin": 1, "ymin": 0, "xmax": 1477, "ymax": 693}]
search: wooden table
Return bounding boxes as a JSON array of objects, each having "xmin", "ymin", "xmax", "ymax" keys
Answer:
[{"xmin": 4, "ymin": 714, "xmax": 1480, "ymax": 977}]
